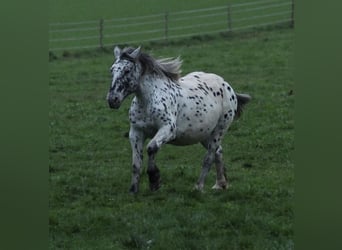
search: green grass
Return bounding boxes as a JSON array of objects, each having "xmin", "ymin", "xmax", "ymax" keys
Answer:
[{"xmin": 49, "ymin": 28, "xmax": 294, "ymax": 249}]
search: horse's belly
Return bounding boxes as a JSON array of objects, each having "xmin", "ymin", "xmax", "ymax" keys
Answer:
[
  {"xmin": 170, "ymin": 117, "xmax": 219, "ymax": 145},
  {"xmin": 172, "ymin": 94, "xmax": 223, "ymax": 145},
  {"xmin": 169, "ymin": 133, "xmax": 209, "ymax": 146}
]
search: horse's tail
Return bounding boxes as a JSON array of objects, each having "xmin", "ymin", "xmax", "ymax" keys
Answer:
[{"xmin": 235, "ymin": 93, "xmax": 251, "ymax": 119}]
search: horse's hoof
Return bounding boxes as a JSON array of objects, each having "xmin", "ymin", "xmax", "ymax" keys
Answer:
[
  {"xmin": 212, "ymin": 178, "xmax": 229, "ymax": 190},
  {"xmin": 149, "ymin": 181, "xmax": 161, "ymax": 191},
  {"xmin": 193, "ymin": 183, "xmax": 204, "ymax": 192},
  {"xmin": 212, "ymin": 184, "xmax": 222, "ymax": 190},
  {"xmin": 211, "ymin": 184, "xmax": 226, "ymax": 190},
  {"xmin": 212, "ymin": 182, "xmax": 229, "ymax": 190},
  {"xmin": 129, "ymin": 184, "xmax": 139, "ymax": 194},
  {"xmin": 147, "ymin": 168, "xmax": 161, "ymax": 191}
]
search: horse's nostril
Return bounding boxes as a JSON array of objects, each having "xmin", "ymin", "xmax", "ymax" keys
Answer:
[{"xmin": 108, "ymin": 96, "xmax": 121, "ymax": 109}]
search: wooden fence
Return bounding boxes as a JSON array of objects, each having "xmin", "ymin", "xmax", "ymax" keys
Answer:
[{"xmin": 49, "ymin": 0, "xmax": 294, "ymax": 51}]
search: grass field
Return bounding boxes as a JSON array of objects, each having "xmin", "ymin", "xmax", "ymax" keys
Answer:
[{"xmin": 49, "ymin": 25, "xmax": 294, "ymax": 249}]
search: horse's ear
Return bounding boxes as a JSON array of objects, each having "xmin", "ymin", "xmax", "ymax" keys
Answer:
[
  {"xmin": 129, "ymin": 46, "xmax": 141, "ymax": 60},
  {"xmin": 114, "ymin": 46, "xmax": 121, "ymax": 59}
]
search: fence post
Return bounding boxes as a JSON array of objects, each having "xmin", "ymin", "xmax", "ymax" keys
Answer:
[
  {"xmin": 227, "ymin": 4, "xmax": 232, "ymax": 33},
  {"xmin": 291, "ymin": 0, "xmax": 294, "ymax": 28},
  {"xmin": 99, "ymin": 18, "xmax": 104, "ymax": 49},
  {"xmin": 164, "ymin": 11, "xmax": 169, "ymax": 43}
]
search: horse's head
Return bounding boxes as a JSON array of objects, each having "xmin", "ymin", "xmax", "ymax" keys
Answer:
[{"xmin": 107, "ymin": 46, "xmax": 142, "ymax": 109}]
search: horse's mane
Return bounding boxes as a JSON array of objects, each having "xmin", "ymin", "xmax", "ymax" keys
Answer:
[{"xmin": 121, "ymin": 47, "xmax": 182, "ymax": 81}]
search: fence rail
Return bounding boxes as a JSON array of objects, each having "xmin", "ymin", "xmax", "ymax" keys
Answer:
[{"xmin": 49, "ymin": 0, "xmax": 294, "ymax": 51}]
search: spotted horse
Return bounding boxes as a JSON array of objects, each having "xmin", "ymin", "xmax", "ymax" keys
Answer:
[{"xmin": 107, "ymin": 46, "xmax": 251, "ymax": 193}]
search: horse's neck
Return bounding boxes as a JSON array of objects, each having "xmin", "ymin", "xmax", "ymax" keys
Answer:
[{"xmin": 136, "ymin": 74, "xmax": 167, "ymax": 103}]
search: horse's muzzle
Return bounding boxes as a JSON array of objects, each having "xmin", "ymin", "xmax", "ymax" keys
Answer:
[{"xmin": 107, "ymin": 96, "xmax": 121, "ymax": 109}]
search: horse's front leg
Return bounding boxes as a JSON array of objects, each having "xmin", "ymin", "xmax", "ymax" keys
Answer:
[
  {"xmin": 146, "ymin": 124, "xmax": 176, "ymax": 191},
  {"xmin": 129, "ymin": 127, "xmax": 145, "ymax": 194}
]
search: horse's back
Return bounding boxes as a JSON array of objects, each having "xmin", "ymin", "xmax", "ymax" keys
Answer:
[
  {"xmin": 181, "ymin": 71, "xmax": 224, "ymax": 87},
  {"xmin": 180, "ymin": 71, "xmax": 237, "ymax": 111}
]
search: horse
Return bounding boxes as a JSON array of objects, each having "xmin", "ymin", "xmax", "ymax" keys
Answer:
[{"xmin": 106, "ymin": 46, "xmax": 251, "ymax": 193}]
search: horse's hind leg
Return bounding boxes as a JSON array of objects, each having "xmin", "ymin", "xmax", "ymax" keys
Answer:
[
  {"xmin": 196, "ymin": 143, "xmax": 227, "ymax": 191},
  {"xmin": 212, "ymin": 146, "xmax": 228, "ymax": 190},
  {"xmin": 197, "ymin": 118, "xmax": 231, "ymax": 191},
  {"xmin": 195, "ymin": 147, "xmax": 215, "ymax": 191}
]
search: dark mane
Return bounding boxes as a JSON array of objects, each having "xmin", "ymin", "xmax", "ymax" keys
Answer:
[{"xmin": 121, "ymin": 47, "xmax": 182, "ymax": 81}]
